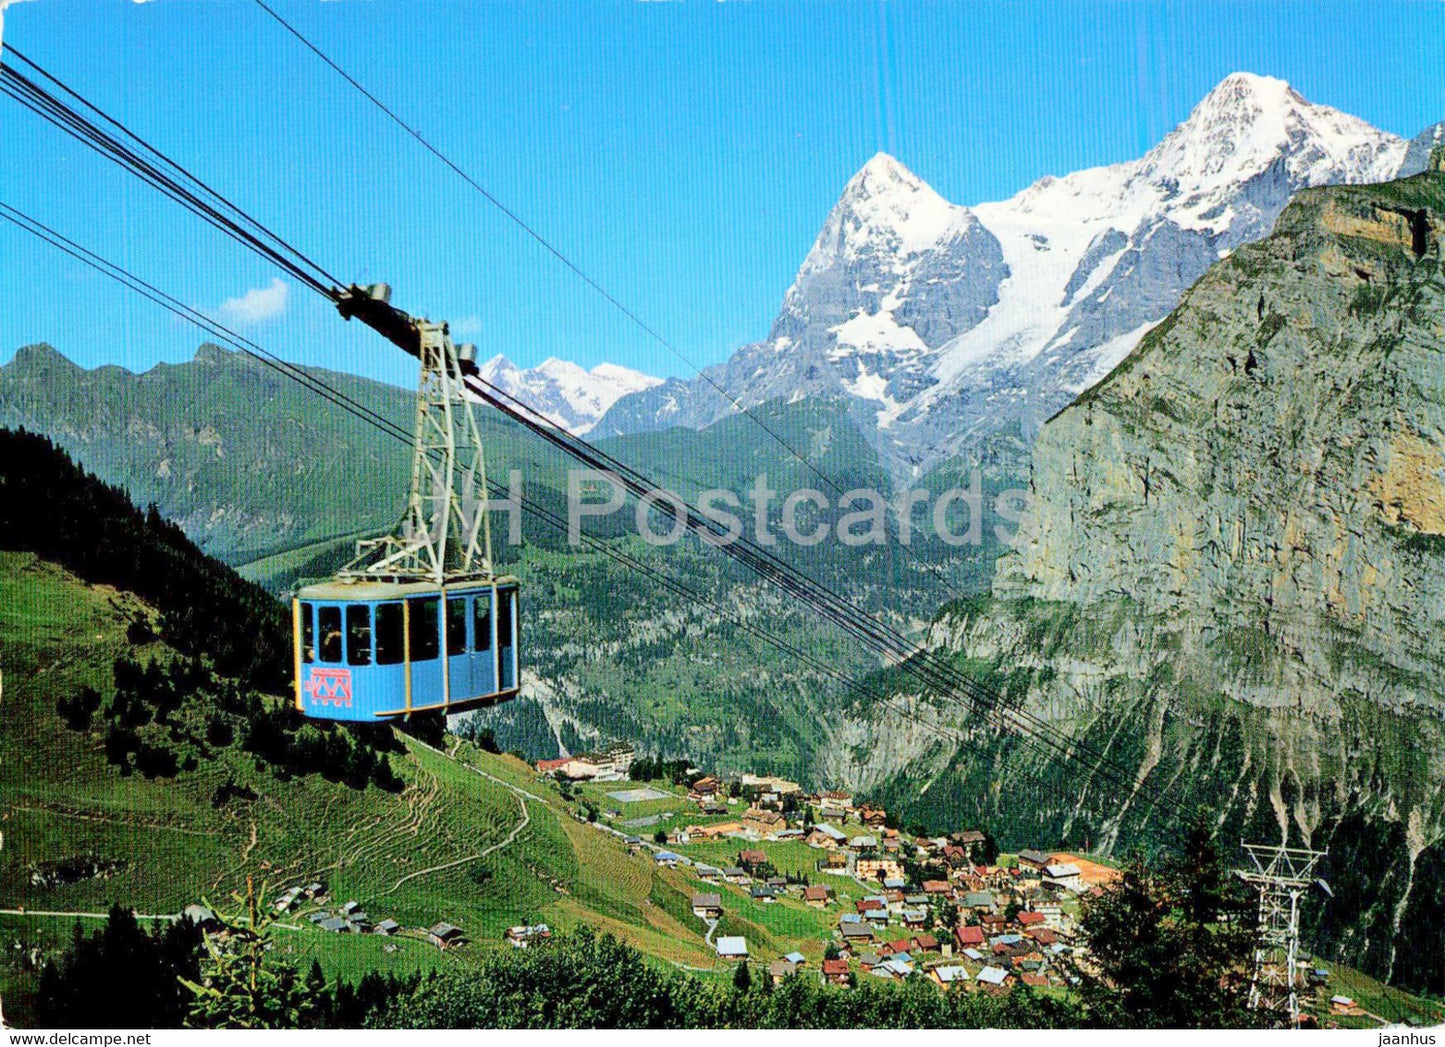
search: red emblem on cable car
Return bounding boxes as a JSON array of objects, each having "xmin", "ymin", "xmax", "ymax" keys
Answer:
[{"xmin": 305, "ymin": 667, "xmax": 353, "ymax": 707}]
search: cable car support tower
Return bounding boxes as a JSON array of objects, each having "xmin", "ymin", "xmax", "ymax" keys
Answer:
[
  {"xmin": 334, "ymin": 282, "xmax": 493, "ymax": 585},
  {"xmin": 1236, "ymin": 841, "xmax": 1328, "ymax": 1028}
]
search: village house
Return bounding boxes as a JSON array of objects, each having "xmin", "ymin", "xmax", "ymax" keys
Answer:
[
  {"xmin": 819, "ymin": 850, "xmax": 849, "ymax": 872},
  {"xmin": 505, "ymin": 924, "xmax": 552, "ymax": 948},
  {"xmin": 858, "ymin": 807, "xmax": 888, "ymax": 828},
  {"xmin": 692, "ymin": 893, "xmax": 723, "ymax": 919},
  {"xmin": 695, "ymin": 863, "xmax": 723, "ymax": 882},
  {"xmin": 769, "ymin": 959, "xmax": 797, "ymax": 985},
  {"xmin": 930, "ymin": 965, "xmax": 971, "ymax": 989},
  {"xmin": 1018, "ymin": 849, "xmax": 1052, "ymax": 870},
  {"xmin": 428, "ymin": 922, "xmax": 467, "ymax": 949},
  {"xmin": 840, "ymin": 921, "xmax": 875, "ymax": 945},
  {"xmin": 807, "ymin": 823, "xmax": 848, "ymax": 849},
  {"xmin": 1043, "ymin": 862, "xmax": 1083, "ymax": 893},
  {"xmin": 750, "ymin": 884, "xmax": 778, "ymax": 904},
  {"xmin": 373, "ymin": 919, "xmax": 400, "ymax": 936},
  {"xmin": 848, "ymin": 834, "xmax": 878, "ymax": 852},
  {"xmin": 741, "ymin": 773, "xmax": 802, "ymax": 796},
  {"xmin": 822, "ymin": 958, "xmax": 851, "ymax": 985},
  {"xmin": 976, "ymin": 965, "xmax": 1010, "ymax": 989},
  {"xmin": 912, "ymin": 933, "xmax": 939, "ymax": 953},
  {"xmin": 699, "ymin": 801, "xmax": 729, "ymax": 816},
  {"xmin": 716, "ymin": 936, "xmax": 749, "ymax": 960},
  {"xmin": 742, "ymin": 806, "xmax": 786, "ymax": 836},
  {"xmin": 738, "ymin": 849, "xmax": 769, "ymax": 870},
  {"xmin": 954, "ymin": 924, "xmax": 985, "ymax": 949},
  {"xmin": 1017, "ymin": 910, "xmax": 1046, "ymax": 929},
  {"xmin": 724, "ymin": 866, "xmax": 750, "ymax": 885},
  {"xmin": 804, "ymin": 885, "xmax": 834, "ymax": 908},
  {"xmin": 688, "ymin": 776, "xmax": 724, "ymax": 802},
  {"xmin": 856, "ymin": 857, "xmax": 904, "ymax": 882},
  {"xmin": 654, "ymin": 850, "xmax": 683, "ymax": 868}
]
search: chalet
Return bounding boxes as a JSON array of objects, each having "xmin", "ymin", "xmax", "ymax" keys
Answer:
[
  {"xmin": 304, "ymin": 882, "xmax": 327, "ymax": 900},
  {"xmin": 942, "ymin": 846, "xmax": 969, "ymax": 868},
  {"xmin": 882, "ymin": 877, "xmax": 907, "ymax": 891},
  {"xmin": 1017, "ymin": 910, "xmax": 1046, "ymax": 928},
  {"xmin": 954, "ymin": 925, "xmax": 985, "ymax": 949},
  {"xmin": 912, "ymin": 934, "xmax": 939, "ymax": 953},
  {"xmin": 808, "ymin": 824, "xmax": 848, "ymax": 849},
  {"xmin": 692, "ymin": 893, "xmax": 723, "ymax": 919},
  {"xmin": 339, "ymin": 900, "xmax": 361, "ymax": 916},
  {"xmin": 505, "ymin": 924, "xmax": 552, "ymax": 948},
  {"xmin": 822, "ymin": 958, "xmax": 851, "ymax": 985},
  {"xmin": 743, "ymin": 807, "xmax": 786, "ymax": 836},
  {"xmin": 954, "ymin": 830, "xmax": 986, "ymax": 846},
  {"xmin": 766, "ymin": 876, "xmax": 789, "ymax": 889},
  {"xmin": 902, "ymin": 909, "xmax": 928, "ymax": 928},
  {"xmin": 804, "ymin": 885, "xmax": 834, "ymax": 908},
  {"xmin": 624, "ymin": 835, "xmax": 644, "ymax": 850},
  {"xmin": 820, "ymin": 850, "xmax": 849, "ymax": 871},
  {"xmin": 373, "ymin": 919, "xmax": 400, "ymax": 936},
  {"xmin": 963, "ymin": 891, "xmax": 995, "ymax": 911},
  {"xmin": 775, "ymin": 828, "xmax": 806, "ymax": 841},
  {"xmin": 319, "ymin": 917, "xmax": 351, "ymax": 933},
  {"xmin": 981, "ymin": 913, "xmax": 1008, "ymax": 935},
  {"xmin": 739, "ymin": 849, "xmax": 769, "ymax": 869},
  {"xmin": 1018, "ymin": 849, "xmax": 1051, "ymax": 870},
  {"xmin": 750, "ymin": 885, "xmax": 778, "ymax": 904},
  {"xmin": 840, "ymin": 922, "xmax": 875, "ymax": 944},
  {"xmin": 873, "ymin": 958, "xmax": 913, "ymax": 980},
  {"xmin": 858, "ymin": 808, "xmax": 888, "ymax": 828},
  {"xmin": 699, "ymin": 801, "xmax": 729, "ymax": 816},
  {"xmin": 428, "ymin": 922, "xmax": 467, "ymax": 949},
  {"xmin": 883, "ymin": 938, "xmax": 912, "ymax": 956},
  {"xmin": 769, "ymin": 960, "xmax": 797, "ymax": 984},
  {"xmin": 858, "ymin": 952, "xmax": 885, "ymax": 971},
  {"xmin": 856, "ymin": 897, "xmax": 886, "ymax": 916},
  {"xmin": 724, "ymin": 866, "xmax": 750, "ymax": 884},
  {"xmin": 1027, "ymin": 927, "xmax": 1060, "ymax": 946},
  {"xmin": 976, "ymin": 966, "xmax": 1010, "ymax": 988},
  {"xmin": 689, "ymin": 776, "xmax": 724, "ymax": 802},
  {"xmin": 784, "ymin": 952, "xmax": 807, "ymax": 967},
  {"xmin": 306, "ymin": 911, "xmax": 331, "ymax": 924},
  {"xmin": 668, "ymin": 828, "xmax": 692, "ymax": 846},
  {"xmin": 905, "ymin": 893, "xmax": 930, "ymax": 908},
  {"xmin": 535, "ymin": 757, "xmax": 570, "ymax": 775},
  {"xmin": 654, "ymin": 851, "xmax": 684, "ymax": 867},
  {"xmin": 930, "ymin": 965, "xmax": 970, "ymax": 989},
  {"xmin": 923, "ymin": 879, "xmax": 953, "ymax": 896},
  {"xmin": 1020, "ymin": 973, "xmax": 1049, "ymax": 988},
  {"xmin": 716, "ymin": 936, "xmax": 749, "ymax": 960},
  {"xmin": 848, "ymin": 835, "xmax": 878, "ymax": 851},
  {"xmin": 1043, "ymin": 863, "xmax": 1083, "ymax": 892}
]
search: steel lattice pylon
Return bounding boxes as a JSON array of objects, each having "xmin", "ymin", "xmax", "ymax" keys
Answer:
[
  {"xmin": 1236, "ymin": 842, "xmax": 1326, "ymax": 1028},
  {"xmin": 339, "ymin": 317, "xmax": 494, "ymax": 585}
]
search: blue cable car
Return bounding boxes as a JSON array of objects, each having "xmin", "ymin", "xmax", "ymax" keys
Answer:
[
  {"xmin": 295, "ymin": 288, "xmax": 523, "ymax": 722},
  {"xmin": 293, "ymin": 579, "xmax": 519, "ymax": 721}
]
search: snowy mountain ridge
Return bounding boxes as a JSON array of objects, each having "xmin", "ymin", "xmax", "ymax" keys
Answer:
[
  {"xmin": 477, "ymin": 354, "xmax": 662, "ymax": 434},
  {"xmin": 597, "ymin": 72, "xmax": 1431, "ymax": 474}
]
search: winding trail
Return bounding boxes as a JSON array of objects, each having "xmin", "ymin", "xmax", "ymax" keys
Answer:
[{"xmin": 376, "ymin": 736, "xmax": 540, "ymax": 895}]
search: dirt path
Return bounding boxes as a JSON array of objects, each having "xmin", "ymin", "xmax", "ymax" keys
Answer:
[{"xmin": 375, "ymin": 737, "xmax": 538, "ymax": 895}]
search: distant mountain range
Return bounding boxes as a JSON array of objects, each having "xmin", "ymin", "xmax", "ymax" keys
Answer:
[
  {"xmin": 595, "ymin": 74, "xmax": 1442, "ymax": 477},
  {"xmin": 476, "ymin": 354, "xmax": 662, "ymax": 434}
]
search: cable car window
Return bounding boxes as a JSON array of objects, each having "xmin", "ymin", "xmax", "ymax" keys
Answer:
[
  {"xmin": 409, "ymin": 597, "xmax": 440, "ymax": 661},
  {"xmin": 318, "ymin": 606, "xmax": 342, "ymax": 663},
  {"xmin": 446, "ymin": 597, "xmax": 468, "ymax": 656},
  {"xmin": 375, "ymin": 603, "xmax": 403, "ymax": 665},
  {"xmin": 300, "ymin": 602, "xmax": 315, "ymax": 664},
  {"xmin": 347, "ymin": 605, "xmax": 372, "ymax": 666},
  {"xmin": 473, "ymin": 598, "xmax": 491, "ymax": 653},
  {"xmin": 498, "ymin": 590, "xmax": 514, "ymax": 648}
]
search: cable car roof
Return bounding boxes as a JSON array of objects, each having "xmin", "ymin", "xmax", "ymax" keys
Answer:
[{"xmin": 297, "ymin": 576, "xmax": 518, "ymax": 601}]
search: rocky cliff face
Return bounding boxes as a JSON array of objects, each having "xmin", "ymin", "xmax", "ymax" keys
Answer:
[{"xmin": 837, "ymin": 170, "xmax": 1445, "ymax": 991}]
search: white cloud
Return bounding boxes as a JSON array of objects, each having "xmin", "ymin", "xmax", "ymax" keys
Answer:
[
  {"xmin": 215, "ymin": 278, "xmax": 289, "ymax": 327},
  {"xmin": 451, "ymin": 315, "xmax": 484, "ymax": 337}
]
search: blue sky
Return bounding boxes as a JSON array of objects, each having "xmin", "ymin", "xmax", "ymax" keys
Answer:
[{"xmin": 1, "ymin": 0, "xmax": 1442, "ymax": 389}]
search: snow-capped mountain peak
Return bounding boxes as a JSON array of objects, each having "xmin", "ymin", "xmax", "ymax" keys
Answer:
[
  {"xmin": 477, "ymin": 354, "xmax": 662, "ymax": 434},
  {"xmin": 595, "ymin": 75, "xmax": 1436, "ymax": 476}
]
